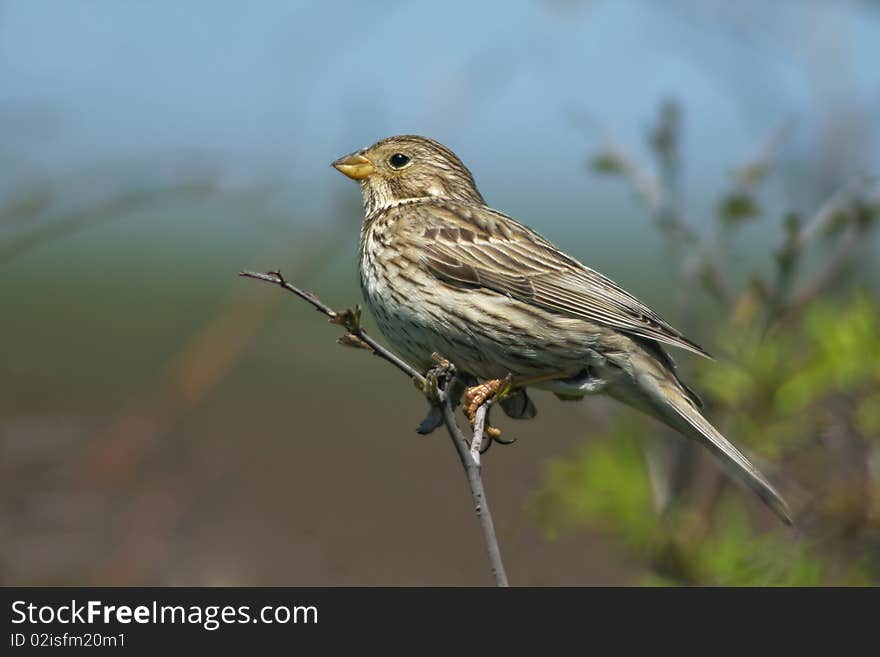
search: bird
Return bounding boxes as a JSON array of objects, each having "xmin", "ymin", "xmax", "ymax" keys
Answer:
[{"xmin": 332, "ymin": 134, "xmax": 792, "ymax": 525}]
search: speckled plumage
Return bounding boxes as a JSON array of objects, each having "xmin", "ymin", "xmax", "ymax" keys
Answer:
[
  {"xmin": 333, "ymin": 135, "xmax": 791, "ymax": 525},
  {"xmin": 360, "ymin": 198, "xmax": 623, "ymax": 379}
]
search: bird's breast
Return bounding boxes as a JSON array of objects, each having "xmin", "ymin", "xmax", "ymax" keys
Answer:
[{"xmin": 356, "ymin": 214, "xmax": 610, "ymax": 380}]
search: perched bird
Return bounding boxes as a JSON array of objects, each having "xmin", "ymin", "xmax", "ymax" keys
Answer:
[{"xmin": 332, "ymin": 135, "xmax": 791, "ymax": 525}]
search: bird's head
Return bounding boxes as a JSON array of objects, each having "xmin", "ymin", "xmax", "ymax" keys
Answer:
[{"xmin": 332, "ymin": 135, "xmax": 484, "ymax": 215}]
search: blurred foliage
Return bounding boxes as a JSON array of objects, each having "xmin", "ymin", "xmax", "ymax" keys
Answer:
[
  {"xmin": 532, "ymin": 296, "xmax": 880, "ymax": 585},
  {"xmin": 533, "ymin": 102, "xmax": 880, "ymax": 586},
  {"xmin": 717, "ymin": 191, "xmax": 760, "ymax": 224},
  {"xmin": 531, "ymin": 432, "xmax": 843, "ymax": 585}
]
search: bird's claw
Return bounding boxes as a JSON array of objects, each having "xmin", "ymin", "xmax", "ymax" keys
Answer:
[
  {"xmin": 418, "ymin": 363, "xmax": 517, "ymax": 447},
  {"xmin": 464, "ymin": 375, "xmax": 514, "ymax": 419},
  {"xmin": 418, "ymin": 355, "xmax": 457, "ymax": 402},
  {"xmin": 415, "ymin": 354, "xmax": 461, "ymax": 434},
  {"xmin": 464, "ymin": 374, "xmax": 515, "ymax": 442}
]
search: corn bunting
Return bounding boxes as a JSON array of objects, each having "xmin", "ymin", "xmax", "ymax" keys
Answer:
[{"xmin": 333, "ymin": 135, "xmax": 791, "ymax": 525}]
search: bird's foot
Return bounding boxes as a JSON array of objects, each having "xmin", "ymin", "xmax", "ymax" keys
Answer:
[
  {"xmin": 417, "ymin": 353, "xmax": 455, "ymax": 401},
  {"xmin": 415, "ymin": 353, "xmax": 463, "ymax": 435},
  {"xmin": 464, "ymin": 375, "xmax": 515, "ymax": 441},
  {"xmin": 465, "ymin": 379, "xmax": 501, "ymax": 419}
]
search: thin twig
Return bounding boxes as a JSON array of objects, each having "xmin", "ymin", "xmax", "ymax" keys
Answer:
[
  {"xmin": 0, "ymin": 181, "xmax": 218, "ymax": 266},
  {"xmin": 239, "ymin": 270, "xmax": 424, "ymax": 383},
  {"xmin": 770, "ymin": 178, "xmax": 878, "ymax": 323},
  {"xmin": 795, "ymin": 181, "xmax": 861, "ymax": 248},
  {"xmin": 471, "ymin": 404, "xmax": 488, "ymax": 465},
  {"xmin": 239, "ymin": 269, "xmax": 509, "ymax": 586},
  {"xmin": 786, "ymin": 220, "xmax": 861, "ymax": 316},
  {"xmin": 440, "ymin": 395, "xmax": 508, "ymax": 587}
]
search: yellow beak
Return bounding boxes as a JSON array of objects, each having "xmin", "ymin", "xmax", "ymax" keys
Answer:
[{"xmin": 332, "ymin": 153, "xmax": 376, "ymax": 180}]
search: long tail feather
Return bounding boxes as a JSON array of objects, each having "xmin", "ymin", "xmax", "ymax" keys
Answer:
[
  {"xmin": 662, "ymin": 391, "xmax": 793, "ymax": 526},
  {"xmin": 547, "ymin": 347, "xmax": 793, "ymax": 525}
]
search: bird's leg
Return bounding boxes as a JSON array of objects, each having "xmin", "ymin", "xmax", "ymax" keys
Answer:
[
  {"xmin": 465, "ymin": 370, "xmax": 576, "ymax": 438},
  {"xmin": 466, "ymin": 369, "xmax": 587, "ymax": 442},
  {"xmin": 463, "ymin": 375, "xmax": 519, "ymax": 440},
  {"xmin": 465, "ymin": 388, "xmax": 503, "ymax": 442},
  {"xmin": 464, "ymin": 379, "xmax": 505, "ymax": 424},
  {"xmin": 418, "ymin": 354, "xmax": 454, "ymax": 396},
  {"xmin": 416, "ymin": 353, "xmax": 467, "ymax": 435}
]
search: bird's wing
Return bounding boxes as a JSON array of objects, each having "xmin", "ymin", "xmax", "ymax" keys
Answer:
[{"xmin": 415, "ymin": 201, "xmax": 711, "ymax": 358}]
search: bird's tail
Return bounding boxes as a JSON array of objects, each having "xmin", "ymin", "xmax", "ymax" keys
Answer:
[
  {"xmin": 661, "ymin": 390, "xmax": 792, "ymax": 525},
  {"xmin": 608, "ymin": 358, "xmax": 793, "ymax": 526}
]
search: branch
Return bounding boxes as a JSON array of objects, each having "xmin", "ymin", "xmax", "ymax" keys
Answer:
[
  {"xmin": 439, "ymin": 393, "xmax": 508, "ymax": 586},
  {"xmin": 770, "ymin": 178, "xmax": 879, "ymax": 323},
  {"xmin": 785, "ymin": 219, "xmax": 861, "ymax": 315},
  {"xmin": 470, "ymin": 404, "xmax": 489, "ymax": 465},
  {"xmin": 239, "ymin": 269, "xmax": 509, "ymax": 587},
  {"xmin": 239, "ymin": 270, "xmax": 424, "ymax": 383}
]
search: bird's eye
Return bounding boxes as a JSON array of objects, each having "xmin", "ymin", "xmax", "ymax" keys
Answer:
[{"xmin": 389, "ymin": 153, "xmax": 411, "ymax": 169}]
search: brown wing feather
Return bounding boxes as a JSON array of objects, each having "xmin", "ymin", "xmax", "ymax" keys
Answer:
[{"xmin": 413, "ymin": 201, "xmax": 711, "ymax": 359}]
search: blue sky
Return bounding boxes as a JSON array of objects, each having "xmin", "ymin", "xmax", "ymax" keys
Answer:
[{"xmin": 2, "ymin": 0, "xmax": 878, "ymax": 226}]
